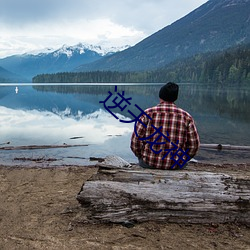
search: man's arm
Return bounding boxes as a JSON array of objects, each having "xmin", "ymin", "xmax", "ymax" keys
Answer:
[
  {"xmin": 130, "ymin": 115, "xmax": 147, "ymax": 158},
  {"xmin": 186, "ymin": 119, "xmax": 200, "ymax": 158}
]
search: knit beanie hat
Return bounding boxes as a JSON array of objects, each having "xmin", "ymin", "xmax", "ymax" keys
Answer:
[{"xmin": 159, "ymin": 82, "xmax": 179, "ymax": 102}]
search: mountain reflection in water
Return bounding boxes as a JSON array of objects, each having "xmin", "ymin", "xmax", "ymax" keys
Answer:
[{"xmin": 0, "ymin": 83, "xmax": 249, "ymax": 166}]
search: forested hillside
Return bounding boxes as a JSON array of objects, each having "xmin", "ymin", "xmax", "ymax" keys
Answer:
[
  {"xmin": 75, "ymin": 0, "xmax": 250, "ymax": 72},
  {"xmin": 151, "ymin": 43, "xmax": 250, "ymax": 84},
  {"xmin": 33, "ymin": 44, "xmax": 250, "ymax": 85}
]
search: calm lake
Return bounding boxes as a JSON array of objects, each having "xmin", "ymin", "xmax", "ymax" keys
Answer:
[{"xmin": 0, "ymin": 83, "xmax": 250, "ymax": 167}]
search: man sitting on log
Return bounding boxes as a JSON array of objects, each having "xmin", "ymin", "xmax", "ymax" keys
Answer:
[{"xmin": 130, "ymin": 82, "xmax": 200, "ymax": 170}]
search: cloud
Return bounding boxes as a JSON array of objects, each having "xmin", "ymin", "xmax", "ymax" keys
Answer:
[
  {"xmin": 0, "ymin": 18, "xmax": 145, "ymax": 57},
  {"xmin": 0, "ymin": 0, "xmax": 208, "ymax": 57},
  {"xmin": 0, "ymin": 0, "xmax": 72, "ymax": 25},
  {"xmin": 0, "ymin": 0, "xmax": 207, "ymax": 31}
]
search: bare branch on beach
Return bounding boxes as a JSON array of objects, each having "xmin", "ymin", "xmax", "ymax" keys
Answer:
[
  {"xmin": 0, "ymin": 144, "xmax": 89, "ymax": 151},
  {"xmin": 0, "ymin": 142, "xmax": 10, "ymax": 146},
  {"xmin": 14, "ymin": 157, "xmax": 58, "ymax": 162}
]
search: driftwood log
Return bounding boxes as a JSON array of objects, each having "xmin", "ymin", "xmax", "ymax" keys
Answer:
[
  {"xmin": 77, "ymin": 162, "xmax": 250, "ymax": 225},
  {"xmin": 200, "ymin": 143, "xmax": 250, "ymax": 151}
]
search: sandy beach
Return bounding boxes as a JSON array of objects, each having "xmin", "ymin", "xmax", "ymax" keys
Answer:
[{"xmin": 0, "ymin": 163, "xmax": 250, "ymax": 250}]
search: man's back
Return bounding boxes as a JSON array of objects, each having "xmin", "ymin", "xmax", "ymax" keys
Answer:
[{"xmin": 130, "ymin": 82, "xmax": 200, "ymax": 170}]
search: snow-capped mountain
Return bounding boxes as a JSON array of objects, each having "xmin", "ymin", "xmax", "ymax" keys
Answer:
[
  {"xmin": 29, "ymin": 43, "xmax": 130, "ymax": 58},
  {"xmin": 0, "ymin": 43, "xmax": 130, "ymax": 81},
  {"xmin": 51, "ymin": 43, "xmax": 130, "ymax": 58}
]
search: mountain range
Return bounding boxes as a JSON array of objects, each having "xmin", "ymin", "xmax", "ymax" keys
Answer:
[
  {"xmin": 0, "ymin": 0, "xmax": 249, "ymax": 82},
  {"xmin": 0, "ymin": 44, "xmax": 129, "ymax": 82},
  {"xmin": 75, "ymin": 0, "xmax": 250, "ymax": 72},
  {"xmin": 0, "ymin": 66, "xmax": 24, "ymax": 83}
]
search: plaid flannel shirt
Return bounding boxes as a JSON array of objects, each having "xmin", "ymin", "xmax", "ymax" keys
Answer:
[{"xmin": 130, "ymin": 101, "xmax": 200, "ymax": 169}]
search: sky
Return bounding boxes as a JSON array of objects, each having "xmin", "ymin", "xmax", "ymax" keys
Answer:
[{"xmin": 0, "ymin": 0, "xmax": 208, "ymax": 58}]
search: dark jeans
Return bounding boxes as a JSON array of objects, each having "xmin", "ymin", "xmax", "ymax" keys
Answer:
[{"xmin": 138, "ymin": 158, "xmax": 188, "ymax": 170}]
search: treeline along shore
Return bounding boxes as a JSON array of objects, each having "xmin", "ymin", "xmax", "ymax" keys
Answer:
[{"xmin": 32, "ymin": 43, "xmax": 250, "ymax": 85}]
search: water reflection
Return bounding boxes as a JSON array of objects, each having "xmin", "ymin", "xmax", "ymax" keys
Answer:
[
  {"xmin": 0, "ymin": 83, "xmax": 249, "ymax": 166},
  {"xmin": 33, "ymin": 84, "xmax": 250, "ymax": 122},
  {"xmin": 0, "ymin": 106, "xmax": 132, "ymax": 145},
  {"xmin": 178, "ymin": 84, "xmax": 250, "ymax": 123}
]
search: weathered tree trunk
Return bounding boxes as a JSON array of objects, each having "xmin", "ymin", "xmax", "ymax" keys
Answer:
[{"xmin": 77, "ymin": 165, "xmax": 250, "ymax": 225}]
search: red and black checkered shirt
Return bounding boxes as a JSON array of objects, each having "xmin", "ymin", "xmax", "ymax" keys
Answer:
[{"xmin": 130, "ymin": 101, "xmax": 200, "ymax": 169}]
